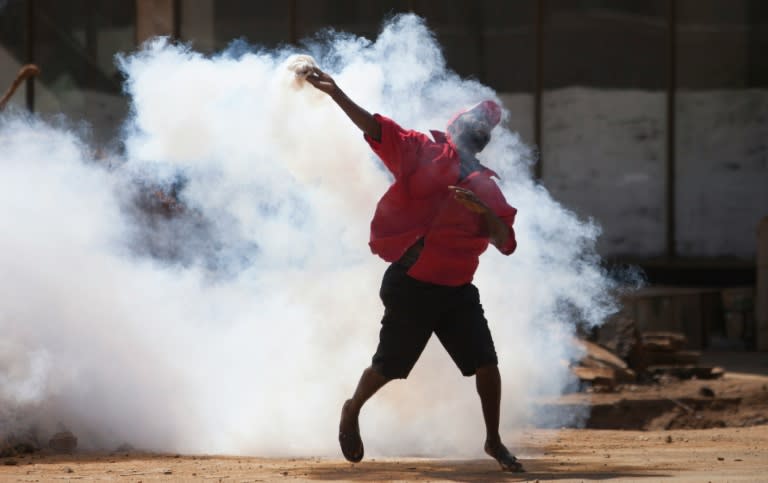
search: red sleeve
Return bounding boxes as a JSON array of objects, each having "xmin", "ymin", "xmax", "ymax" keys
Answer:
[
  {"xmin": 483, "ymin": 181, "xmax": 517, "ymax": 255},
  {"xmin": 364, "ymin": 114, "xmax": 430, "ymax": 179}
]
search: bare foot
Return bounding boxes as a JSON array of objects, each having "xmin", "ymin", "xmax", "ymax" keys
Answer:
[
  {"xmin": 484, "ymin": 440, "xmax": 524, "ymax": 472},
  {"xmin": 338, "ymin": 399, "xmax": 364, "ymax": 463}
]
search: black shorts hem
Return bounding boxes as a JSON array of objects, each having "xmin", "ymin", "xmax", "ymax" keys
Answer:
[{"xmin": 371, "ymin": 360, "xmax": 410, "ymax": 380}]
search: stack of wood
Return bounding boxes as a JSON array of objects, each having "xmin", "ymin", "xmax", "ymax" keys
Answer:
[
  {"xmin": 633, "ymin": 331, "xmax": 724, "ymax": 380},
  {"xmin": 570, "ymin": 338, "xmax": 636, "ymax": 389},
  {"xmin": 639, "ymin": 331, "xmax": 697, "ymax": 364},
  {"xmin": 571, "ymin": 330, "xmax": 725, "ymax": 389}
]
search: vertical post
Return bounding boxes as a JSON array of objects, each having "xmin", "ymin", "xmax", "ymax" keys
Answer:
[
  {"xmin": 534, "ymin": 0, "xmax": 544, "ymax": 179},
  {"xmin": 172, "ymin": 0, "xmax": 182, "ymax": 41},
  {"xmin": 469, "ymin": 0, "xmax": 486, "ymax": 84},
  {"xmin": 85, "ymin": 0, "xmax": 97, "ymax": 59},
  {"xmin": 757, "ymin": 217, "xmax": 768, "ymax": 351},
  {"xmin": 288, "ymin": 0, "xmax": 297, "ymax": 45},
  {"xmin": 25, "ymin": 0, "xmax": 35, "ymax": 112},
  {"xmin": 85, "ymin": 0, "xmax": 97, "ymax": 93},
  {"xmin": 136, "ymin": 0, "xmax": 175, "ymax": 44},
  {"xmin": 666, "ymin": 0, "xmax": 677, "ymax": 258}
]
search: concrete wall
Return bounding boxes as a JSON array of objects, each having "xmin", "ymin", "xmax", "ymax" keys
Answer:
[{"xmin": 499, "ymin": 87, "xmax": 768, "ymax": 259}]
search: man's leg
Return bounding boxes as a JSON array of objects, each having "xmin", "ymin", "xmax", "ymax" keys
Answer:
[
  {"xmin": 344, "ymin": 367, "xmax": 391, "ymax": 418},
  {"xmin": 434, "ymin": 283, "xmax": 524, "ymax": 472},
  {"xmin": 476, "ymin": 364, "xmax": 502, "ymax": 447},
  {"xmin": 339, "ymin": 366, "xmax": 390, "ymax": 463},
  {"xmin": 476, "ymin": 364, "xmax": 524, "ymax": 472},
  {"xmin": 339, "ymin": 263, "xmax": 433, "ymax": 462}
]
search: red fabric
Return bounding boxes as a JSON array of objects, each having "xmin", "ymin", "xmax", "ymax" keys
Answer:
[
  {"xmin": 364, "ymin": 114, "xmax": 517, "ymax": 286},
  {"xmin": 446, "ymin": 100, "xmax": 502, "ymax": 131}
]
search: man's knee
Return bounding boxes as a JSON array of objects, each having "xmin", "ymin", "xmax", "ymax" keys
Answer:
[
  {"xmin": 475, "ymin": 363, "xmax": 500, "ymax": 379},
  {"xmin": 476, "ymin": 363, "xmax": 498, "ymax": 371},
  {"xmin": 370, "ymin": 361, "xmax": 406, "ymax": 380}
]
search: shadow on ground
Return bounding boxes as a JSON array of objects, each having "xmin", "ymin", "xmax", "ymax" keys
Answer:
[{"xmin": 304, "ymin": 458, "xmax": 667, "ymax": 482}]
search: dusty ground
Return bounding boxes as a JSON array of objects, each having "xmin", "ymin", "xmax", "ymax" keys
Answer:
[
  {"xmin": 2, "ymin": 354, "xmax": 766, "ymax": 482},
  {"xmin": 1, "ymin": 425, "xmax": 766, "ymax": 482}
]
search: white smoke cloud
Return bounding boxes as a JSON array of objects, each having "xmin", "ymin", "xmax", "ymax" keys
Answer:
[{"xmin": 0, "ymin": 15, "xmax": 618, "ymax": 457}]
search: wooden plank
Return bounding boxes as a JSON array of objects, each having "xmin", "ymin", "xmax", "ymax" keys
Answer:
[
  {"xmin": 574, "ymin": 338, "xmax": 628, "ymax": 370},
  {"xmin": 644, "ymin": 350, "xmax": 701, "ymax": 366},
  {"xmin": 641, "ymin": 331, "xmax": 687, "ymax": 352},
  {"xmin": 571, "ymin": 366, "xmax": 615, "ymax": 387}
]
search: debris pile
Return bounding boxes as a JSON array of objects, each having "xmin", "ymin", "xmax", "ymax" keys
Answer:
[
  {"xmin": 0, "ymin": 436, "xmax": 38, "ymax": 458},
  {"xmin": 571, "ymin": 338, "xmax": 635, "ymax": 389},
  {"xmin": 571, "ymin": 329, "xmax": 724, "ymax": 390},
  {"xmin": 1, "ymin": 429, "xmax": 78, "ymax": 460},
  {"xmin": 635, "ymin": 331, "xmax": 725, "ymax": 381}
]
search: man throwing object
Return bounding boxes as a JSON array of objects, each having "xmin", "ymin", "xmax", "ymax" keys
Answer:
[{"xmin": 306, "ymin": 67, "xmax": 522, "ymax": 472}]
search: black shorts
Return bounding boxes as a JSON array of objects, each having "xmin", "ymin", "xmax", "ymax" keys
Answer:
[{"xmin": 371, "ymin": 263, "xmax": 498, "ymax": 379}]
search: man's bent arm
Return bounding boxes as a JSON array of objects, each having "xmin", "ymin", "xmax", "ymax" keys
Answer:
[
  {"xmin": 482, "ymin": 210, "xmax": 511, "ymax": 249},
  {"xmin": 449, "ymin": 185, "xmax": 514, "ymax": 251}
]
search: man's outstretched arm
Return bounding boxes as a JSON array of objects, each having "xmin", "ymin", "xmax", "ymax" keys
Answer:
[{"xmin": 306, "ymin": 67, "xmax": 381, "ymax": 142}]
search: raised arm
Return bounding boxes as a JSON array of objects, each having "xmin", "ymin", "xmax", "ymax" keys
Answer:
[
  {"xmin": 0, "ymin": 64, "xmax": 40, "ymax": 111},
  {"xmin": 305, "ymin": 67, "xmax": 381, "ymax": 142}
]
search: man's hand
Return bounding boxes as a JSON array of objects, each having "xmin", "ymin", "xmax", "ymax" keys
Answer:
[
  {"xmin": 304, "ymin": 67, "xmax": 381, "ymax": 141},
  {"xmin": 449, "ymin": 185, "xmax": 489, "ymax": 214},
  {"xmin": 449, "ymin": 185, "xmax": 512, "ymax": 248},
  {"xmin": 305, "ymin": 67, "xmax": 338, "ymax": 97}
]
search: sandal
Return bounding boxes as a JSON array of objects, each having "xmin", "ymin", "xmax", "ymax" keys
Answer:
[
  {"xmin": 339, "ymin": 401, "xmax": 364, "ymax": 463},
  {"xmin": 485, "ymin": 442, "xmax": 525, "ymax": 472}
]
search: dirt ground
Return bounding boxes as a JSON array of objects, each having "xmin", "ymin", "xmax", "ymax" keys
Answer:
[
  {"xmin": 2, "ymin": 355, "xmax": 766, "ymax": 482},
  {"xmin": 1, "ymin": 425, "xmax": 766, "ymax": 482},
  {"xmin": 549, "ymin": 366, "xmax": 768, "ymax": 431}
]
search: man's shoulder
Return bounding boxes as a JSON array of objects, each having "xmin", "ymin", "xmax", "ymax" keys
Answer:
[{"xmin": 466, "ymin": 169, "xmax": 507, "ymax": 198}]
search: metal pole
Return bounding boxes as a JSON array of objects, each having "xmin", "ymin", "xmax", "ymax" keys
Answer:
[{"xmin": 666, "ymin": 0, "xmax": 677, "ymax": 258}]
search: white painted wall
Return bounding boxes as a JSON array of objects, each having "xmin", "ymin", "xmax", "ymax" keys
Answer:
[
  {"xmin": 676, "ymin": 89, "xmax": 768, "ymax": 257},
  {"xmin": 541, "ymin": 87, "xmax": 667, "ymax": 257},
  {"xmin": 500, "ymin": 87, "xmax": 768, "ymax": 259}
]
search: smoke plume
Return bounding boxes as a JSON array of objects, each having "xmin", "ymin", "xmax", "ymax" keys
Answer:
[{"xmin": 0, "ymin": 15, "xmax": 618, "ymax": 456}]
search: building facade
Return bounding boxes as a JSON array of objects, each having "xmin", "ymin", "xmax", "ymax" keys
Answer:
[{"xmin": 1, "ymin": 0, "xmax": 766, "ymax": 283}]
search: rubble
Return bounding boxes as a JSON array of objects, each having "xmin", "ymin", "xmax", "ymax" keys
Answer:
[
  {"xmin": 0, "ymin": 435, "xmax": 40, "ymax": 458},
  {"xmin": 571, "ymin": 338, "xmax": 636, "ymax": 388},
  {"xmin": 571, "ymin": 326, "xmax": 727, "ymax": 389},
  {"xmin": 571, "ymin": 366, "xmax": 617, "ymax": 388}
]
